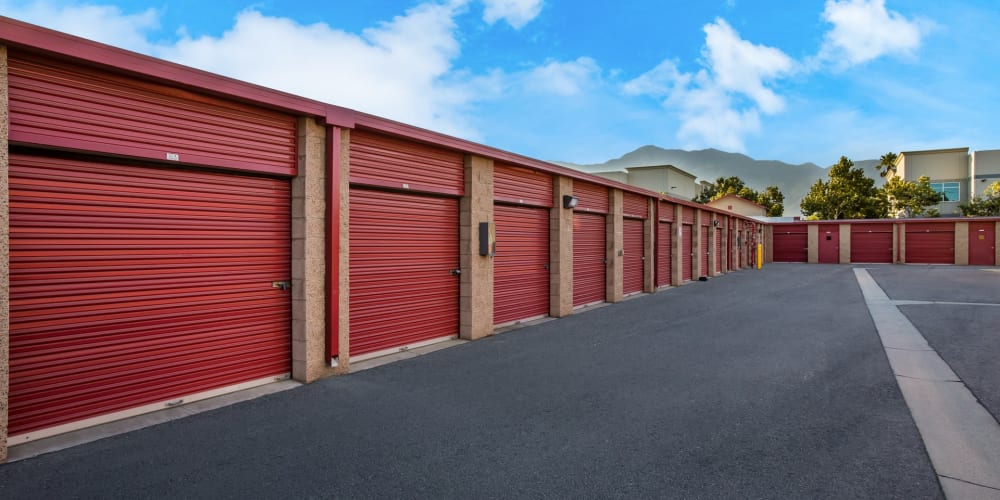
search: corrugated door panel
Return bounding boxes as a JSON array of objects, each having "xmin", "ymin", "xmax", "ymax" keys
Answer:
[
  {"xmin": 969, "ymin": 222, "xmax": 996, "ymax": 266},
  {"xmin": 494, "ymin": 163, "xmax": 553, "ymax": 207},
  {"xmin": 682, "ymin": 225, "xmax": 693, "ymax": 281},
  {"xmin": 622, "ymin": 193, "xmax": 648, "ymax": 219},
  {"xmin": 659, "ymin": 201, "xmax": 675, "ymax": 222},
  {"xmin": 573, "ymin": 213, "xmax": 606, "ymax": 306},
  {"xmin": 573, "ymin": 181, "xmax": 609, "ymax": 214},
  {"xmin": 773, "ymin": 225, "xmax": 808, "ymax": 262},
  {"xmin": 851, "ymin": 224, "xmax": 893, "ymax": 263},
  {"xmin": 715, "ymin": 228, "xmax": 722, "ymax": 273},
  {"xmin": 349, "ymin": 189, "xmax": 459, "ymax": 355},
  {"xmin": 623, "ymin": 219, "xmax": 644, "ymax": 294},
  {"xmin": 700, "ymin": 230, "xmax": 709, "ymax": 277},
  {"xmin": 681, "ymin": 206, "xmax": 695, "ymax": 225},
  {"xmin": 8, "ymin": 154, "xmax": 290, "ymax": 437},
  {"xmin": 657, "ymin": 222, "xmax": 672, "ymax": 286},
  {"xmin": 349, "ymin": 129, "xmax": 464, "ymax": 196},
  {"xmin": 8, "ymin": 54, "xmax": 297, "ymax": 176},
  {"xmin": 906, "ymin": 222, "xmax": 955, "ymax": 264},
  {"xmin": 494, "ymin": 205, "xmax": 550, "ymax": 324}
]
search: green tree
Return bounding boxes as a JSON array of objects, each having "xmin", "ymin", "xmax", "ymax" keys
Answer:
[
  {"xmin": 801, "ymin": 156, "xmax": 887, "ymax": 219},
  {"xmin": 693, "ymin": 176, "xmax": 784, "ymax": 216},
  {"xmin": 875, "ymin": 151, "xmax": 899, "ymax": 178},
  {"xmin": 960, "ymin": 181, "xmax": 1000, "ymax": 216},
  {"xmin": 882, "ymin": 175, "xmax": 943, "ymax": 217}
]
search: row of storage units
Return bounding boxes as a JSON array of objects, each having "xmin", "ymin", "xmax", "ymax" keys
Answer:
[
  {"xmin": 768, "ymin": 220, "xmax": 999, "ymax": 265},
  {"xmin": 0, "ymin": 18, "xmax": 763, "ymax": 459}
]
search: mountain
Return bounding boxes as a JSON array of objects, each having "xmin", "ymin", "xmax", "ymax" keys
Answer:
[{"xmin": 552, "ymin": 145, "xmax": 882, "ymax": 216}]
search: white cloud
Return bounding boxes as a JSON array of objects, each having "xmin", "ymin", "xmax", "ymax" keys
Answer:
[
  {"xmin": 481, "ymin": 0, "xmax": 543, "ymax": 29},
  {"xmin": 0, "ymin": 0, "xmax": 159, "ymax": 52},
  {"xmin": 523, "ymin": 57, "xmax": 599, "ymax": 96},
  {"xmin": 818, "ymin": 0, "xmax": 925, "ymax": 67},
  {"xmin": 624, "ymin": 19, "xmax": 792, "ymax": 152}
]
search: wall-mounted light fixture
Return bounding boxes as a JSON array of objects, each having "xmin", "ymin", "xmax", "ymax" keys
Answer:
[
  {"xmin": 712, "ymin": 219, "xmax": 720, "ymax": 227},
  {"xmin": 563, "ymin": 195, "xmax": 579, "ymax": 209}
]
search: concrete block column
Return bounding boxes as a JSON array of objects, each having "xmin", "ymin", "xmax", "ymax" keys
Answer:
[
  {"xmin": 460, "ymin": 155, "xmax": 494, "ymax": 340},
  {"xmin": 1, "ymin": 44, "xmax": 10, "ymax": 463},
  {"xmin": 291, "ymin": 118, "xmax": 339, "ymax": 383},
  {"xmin": 954, "ymin": 222, "xmax": 969, "ymax": 266},
  {"xmin": 643, "ymin": 199, "xmax": 655, "ymax": 293},
  {"xmin": 694, "ymin": 210, "xmax": 704, "ymax": 277},
  {"xmin": 335, "ymin": 128, "xmax": 351, "ymax": 371},
  {"xmin": 708, "ymin": 214, "xmax": 718, "ymax": 277},
  {"xmin": 898, "ymin": 223, "xmax": 907, "ymax": 263},
  {"xmin": 673, "ymin": 204, "xmax": 683, "ymax": 285},
  {"xmin": 550, "ymin": 177, "xmax": 573, "ymax": 317},
  {"xmin": 807, "ymin": 224, "xmax": 819, "ymax": 264},
  {"xmin": 839, "ymin": 224, "xmax": 851, "ymax": 264},
  {"xmin": 606, "ymin": 189, "xmax": 623, "ymax": 303}
]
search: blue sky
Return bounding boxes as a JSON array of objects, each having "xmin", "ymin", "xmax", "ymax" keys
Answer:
[{"xmin": 2, "ymin": 0, "xmax": 998, "ymax": 166}]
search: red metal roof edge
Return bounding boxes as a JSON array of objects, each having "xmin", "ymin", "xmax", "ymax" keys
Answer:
[
  {"xmin": 770, "ymin": 217, "xmax": 1000, "ymax": 225},
  {"xmin": 0, "ymin": 15, "xmax": 753, "ymax": 224}
]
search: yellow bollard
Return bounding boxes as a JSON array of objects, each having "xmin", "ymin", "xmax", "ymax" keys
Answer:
[{"xmin": 756, "ymin": 243, "xmax": 763, "ymax": 269}]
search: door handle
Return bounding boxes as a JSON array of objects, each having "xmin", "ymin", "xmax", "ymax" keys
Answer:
[
  {"xmin": 450, "ymin": 269, "xmax": 462, "ymax": 276},
  {"xmin": 272, "ymin": 281, "xmax": 291, "ymax": 291}
]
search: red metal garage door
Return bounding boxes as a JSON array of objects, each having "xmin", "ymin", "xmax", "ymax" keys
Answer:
[
  {"xmin": 573, "ymin": 212, "xmax": 606, "ymax": 306},
  {"xmin": 349, "ymin": 188, "xmax": 459, "ymax": 356},
  {"xmin": 715, "ymin": 228, "xmax": 722, "ymax": 273},
  {"xmin": 969, "ymin": 222, "xmax": 996, "ymax": 266},
  {"xmin": 906, "ymin": 222, "xmax": 955, "ymax": 264},
  {"xmin": 851, "ymin": 224, "xmax": 893, "ymax": 263},
  {"xmin": 623, "ymin": 218, "xmax": 644, "ymax": 294},
  {"xmin": 8, "ymin": 154, "xmax": 291, "ymax": 439},
  {"xmin": 700, "ymin": 229, "xmax": 709, "ymax": 278},
  {"xmin": 657, "ymin": 222, "xmax": 672, "ymax": 287},
  {"xmin": 818, "ymin": 224, "xmax": 840, "ymax": 264},
  {"xmin": 494, "ymin": 204, "xmax": 550, "ymax": 325},
  {"xmin": 773, "ymin": 225, "xmax": 808, "ymax": 262},
  {"xmin": 682, "ymin": 224, "xmax": 693, "ymax": 281}
]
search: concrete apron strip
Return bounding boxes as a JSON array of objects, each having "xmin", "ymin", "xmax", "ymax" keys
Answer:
[
  {"xmin": 892, "ymin": 300, "xmax": 1000, "ymax": 307},
  {"xmin": 854, "ymin": 269, "xmax": 1000, "ymax": 497}
]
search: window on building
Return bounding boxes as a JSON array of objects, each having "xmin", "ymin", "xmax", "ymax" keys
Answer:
[{"xmin": 930, "ymin": 182, "xmax": 960, "ymax": 201}]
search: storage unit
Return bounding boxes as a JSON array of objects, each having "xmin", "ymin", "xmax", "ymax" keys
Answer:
[
  {"xmin": 623, "ymin": 218, "xmax": 644, "ymax": 294},
  {"xmin": 8, "ymin": 154, "xmax": 291, "ymax": 440},
  {"xmin": 493, "ymin": 163, "xmax": 552, "ymax": 325},
  {"xmin": 905, "ymin": 222, "xmax": 955, "ymax": 264},
  {"xmin": 851, "ymin": 224, "xmax": 893, "ymax": 263},
  {"xmin": 573, "ymin": 213, "xmax": 606, "ymax": 306},
  {"xmin": 349, "ymin": 130, "xmax": 465, "ymax": 356},
  {"xmin": 682, "ymin": 224, "xmax": 694, "ymax": 281},
  {"xmin": 656, "ymin": 202, "xmax": 675, "ymax": 287},
  {"xmin": 818, "ymin": 224, "xmax": 840, "ymax": 264},
  {"xmin": 968, "ymin": 222, "xmax": 996, "ymax": 266},
  {"xmin": 773, "ymin": 224, "xmax": 808, "ymax": 262}
]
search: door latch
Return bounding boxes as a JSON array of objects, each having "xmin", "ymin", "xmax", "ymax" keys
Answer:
[
  {"xmin": 272, "ymin": 281, "xmax": 291, "ymax": 291},
  {"xmin": 450, "ymin": 269, "xmax": 462, "ymax": 276}
]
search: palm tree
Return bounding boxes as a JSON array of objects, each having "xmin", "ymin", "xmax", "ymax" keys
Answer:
[{"xmin": 875, "ymin": 152, "xmax": 898, "ymax": 178}]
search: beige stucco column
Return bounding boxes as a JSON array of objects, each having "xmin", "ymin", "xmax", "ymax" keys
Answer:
[
  {"xmin": 954, "ymin": 222, "xmax": 969, "ymax": 266},
  {"xmin": 708, "ymin": 214, "xmax": 719, "ymax": 277},
  {"xmin": 673, "ymin": 205, "xmax": 683, "ymax": 284},
  {"xmin": 335, "ymin": 128, "xmax": 351, "ymax": 371},
  {"xmin": 459, "ymin": 155, "xmax": 494, "ymax": 340},
  {"xmin": 897, "ymin": 223, "xmax": 906, "ymax": 263},
  {"xmin": 291, "ymin": 118, "xmax": 340, "ymax": 383},
  {"xmin": 839, "ymin": 224, "xmax": 851, "ymax": 264},
  {"xmin": 807, "ymin": 224, "xmax": 819, "ymax": 264},
  {"xmin": 1, "ymin": 44, "xmax": 10, "ymax": 463},
  {"xmin": 550, "ymin": 177, "xmax": 573, "ymax": 317},
  {"xmin": 643, "ymin": 199, "xmax": 655, "ymax": 292},
  {"xmin": 606, "ymin": 189, "xmax": 623, "ymax": 302}
]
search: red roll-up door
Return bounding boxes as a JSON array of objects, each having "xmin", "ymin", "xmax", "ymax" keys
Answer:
[
  {"xmin": 349, "ymin": 129, "xmax": 464, "ymax": 196},
  {"xmin": 715, "ymin": 228, "xmax": 722, "ymax": 273},
  {"xmin": 682, "ymin": 224, "xmax": 693, "ymax": 281},
  {"xmin": 700, "ymin": 229, "xmax": 709, "ymax": 278},
  {"xmin": 906, "ymin": 222, "xmax": 955, "ymax": 264},
  {"xmin": 494, "ymin": 163, "xmax": 553, "ymax": 207},
  {"xmin": 349, "ymin": 188, "xmax": 459, "ymax": 356},
  {"xmin": 851, "ymin": 224, "xmax": 893, "ymax": 263},
  {"xmin": 573, "ymin": 212, "xmax": 606, "ymax": 306},
  {"xmin": 969, "ymin": 222, "xmax": 996, "ymax": 266},
  {"xmin": 8, "ymin": 54, "xmax": 297, "ymax": 176},
  {"xmin": 622, "ymin": 193, "xmax": 648, "ymax": 219},
  {"xmin": 8, "ymin": 154, "xmax": 291, "ymax": 439},
  {"xmin": 494, "ymin": 204, "xmax": 550, "ymax": 325},
  {"xmin": 573, "ymin": 181, "xmax": 609, "ymax": 213},
  {"xmin": 657, "ymin": 222, "xmax": 672, "ymax": 287},
  {"xmin": 773, "ymin": 225, "xmax": 808, "ymax": 262},
  {"xmin": 623, "ymin": 218, "xmax": 644, "ymax": 294}
]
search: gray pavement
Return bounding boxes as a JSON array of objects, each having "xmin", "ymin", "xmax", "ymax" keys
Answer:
[{"xmin": 0, "ymin": 264, "xmax": 956, "ymax": 499}]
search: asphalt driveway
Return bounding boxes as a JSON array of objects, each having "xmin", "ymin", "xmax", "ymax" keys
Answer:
[{"xmin": 1, "ymin": 264, "xmax": 947, "ymax": 499}]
